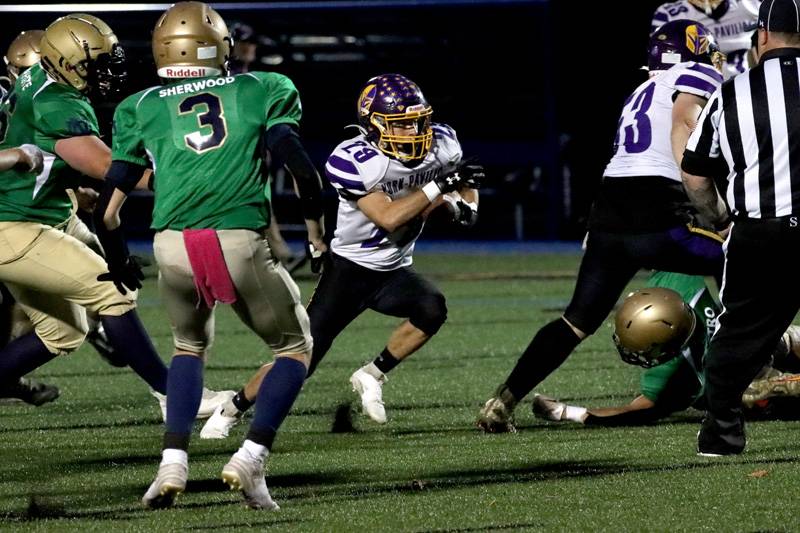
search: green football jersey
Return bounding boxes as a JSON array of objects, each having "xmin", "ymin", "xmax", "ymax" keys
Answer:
[
  {"xmin": 112, "ymin": 71, "xmax": 301, "ymax": 231},
  {"xmin": 0, "ymin": 63, "xmax": 99, "ymax": 225},
  {"xmin": 639, "ymin": 271, "xmax": 721, "ymax": 404}
]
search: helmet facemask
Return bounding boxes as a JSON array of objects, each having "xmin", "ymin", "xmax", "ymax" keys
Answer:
[
  {"xmin": 370, "ymin": 106, "xmax": 433, "ymax": 162},
  {"xmin": 86, "ymin": 42, "xmax": 127, "ymax": 100}
]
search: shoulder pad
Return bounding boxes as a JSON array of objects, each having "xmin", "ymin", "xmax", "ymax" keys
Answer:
[
  {"xmin": 431, "ymin": 123, "xmax": 463, "ymax": 166},
  {"xmin": 669, "ymin": 61, "xmax": 723, "ymax": 101},
  {"xmin": 324, "ymin": 137, "xmax": 389, "ymax": 198}
]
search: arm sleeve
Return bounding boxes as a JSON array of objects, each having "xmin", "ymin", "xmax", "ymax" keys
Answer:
[
  {"xmin": 266, "ymin": 123, "xmax": 323, "ymax": 220},
  {"xmin": 110, "ymin": 95, "xmax": 148, "ymax": 167},
  {"xmin": 34, "ymin": 95, "xmax": 100, "ymax": 153},
  {"xmin": 682, "ymin": 89, "xmax": 728, "ymax": 178}
]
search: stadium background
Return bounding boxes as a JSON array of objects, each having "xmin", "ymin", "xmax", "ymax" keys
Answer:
[{"xmin": 2, "ymin": 0, "xmax": 668, "ymax": 244}]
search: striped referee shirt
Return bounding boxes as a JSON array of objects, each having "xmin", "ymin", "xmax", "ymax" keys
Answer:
[{"xmin": 683, "ymin": 47, "xmax": 800, "ymax": 219}]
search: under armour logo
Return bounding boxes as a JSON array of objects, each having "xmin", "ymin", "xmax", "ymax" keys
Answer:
[{"xmin": 447, "ymin": 172, "xmax": 460, "ymax": 185}]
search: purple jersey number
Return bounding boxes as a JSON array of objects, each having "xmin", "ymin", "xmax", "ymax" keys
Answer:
[
  {"xmin": 614, "ymin": 82, "xmax": 656, "ymax": 155},
  {"xmin": 342, "ymin": 140, "xmax": 379, "ymax": 163}
]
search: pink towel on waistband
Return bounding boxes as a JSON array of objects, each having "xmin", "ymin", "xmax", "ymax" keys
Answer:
[{"xmin": 182, "ymin": 229, "xmax": 237, "ymax": 309}]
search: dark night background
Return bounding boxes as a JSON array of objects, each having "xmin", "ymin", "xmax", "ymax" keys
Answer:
[{"xmin": 1, "ymin": 0, "xmax": 670, "ymax": 241}]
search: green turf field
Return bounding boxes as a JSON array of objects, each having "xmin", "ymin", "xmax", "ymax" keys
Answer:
[{"xmin": 1, "ymin": 252, "xmax": 798, "ymax": 532}]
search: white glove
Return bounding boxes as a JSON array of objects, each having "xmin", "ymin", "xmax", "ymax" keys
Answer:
[
  {"xmin": 18, "ymin": 144, "xmax": 44, "ymax": 174},
  {"xmin": 442, "ymin": 191, "xmax": 478, "ymax": 227}
]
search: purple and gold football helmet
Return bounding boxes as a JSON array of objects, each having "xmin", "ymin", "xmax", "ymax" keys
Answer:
[
  {"xmin": 357, "ymin": 73, "xmax": 433, "ymax": 162},
  {"xmin": 648, "ymin": 19, "xmax": 725, "ymax": 73}
]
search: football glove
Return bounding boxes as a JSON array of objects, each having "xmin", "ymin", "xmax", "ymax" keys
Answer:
[
  {"xmin": 97, "ymin": 255, "xmax": 144, "ymax": 295},
  {"xmin": 434, "ymin": 158, "xmax": 486, "ymax": 193},
  {"xmin": 95, "ymin": 226, "xmax": 144, "ymax": 295},
  {"xmin": 307, "ymin": 241, "xmax": 326, "ymax": 274},
  {"xmin": 442, "ymin": 191, "xmax": 478, "ymax": 227}
]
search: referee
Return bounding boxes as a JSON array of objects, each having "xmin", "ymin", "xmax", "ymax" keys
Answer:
[{"xmin": 682, "ymin": 0, "xmax": 800, "ymax": 456}]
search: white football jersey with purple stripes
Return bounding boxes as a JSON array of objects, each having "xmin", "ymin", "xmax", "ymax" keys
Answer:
[
  {"xmin": 651, "ymin": 0, "xmax": 759, "ymax": 79},
  {"xmin": 325, "ymin": 123, "xmax": 462, "ymax": 271},
  {"xmin": 603, "ymin": 61, "xmax": 723, "ymax": 182}
]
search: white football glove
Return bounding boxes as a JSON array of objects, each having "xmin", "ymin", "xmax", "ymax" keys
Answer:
[
  {"xmin": 18, "ymin": 144, "xmax": 44, "ymax": 174},
  {"xmin": 442, "ymin": 191, "xmax": 478, "ymax": 227}
]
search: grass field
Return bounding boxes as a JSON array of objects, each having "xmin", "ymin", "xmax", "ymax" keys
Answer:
[{"xmin": 2, "ymin": 251, "xmax": 799, "ymax": 532}]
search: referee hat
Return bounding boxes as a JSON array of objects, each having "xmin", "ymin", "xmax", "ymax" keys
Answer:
[{"xmin": 759, "ymin": 0, "xmax": 800, "ymax": 33}]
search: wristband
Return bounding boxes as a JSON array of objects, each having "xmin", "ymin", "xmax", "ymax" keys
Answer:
[{"xmin": 422, "ymin": 181, "xmax": 442, "ymax": 202}]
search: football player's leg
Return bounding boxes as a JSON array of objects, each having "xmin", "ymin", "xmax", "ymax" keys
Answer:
[
  {"xmin": 344, "ymin": 269, "xmax": 446, "ymax": 423},
  {"xmin": 478, "ymin": 231, "xmax": 638, "ymax": 433},
  {"xmin": 0, "ymin": 285, "xmax": 60, "ymax": 406},
  {"xmin": 202, "ymin": 252, "xmax": 370, "ymax": 438},
  {"xmin": 64, "ymin": 212, "xmax": 127, "ymax": 367},
  {"xmin": 0, "ymin": 222, "xmax": 168, "ymax": 394},
  {"xmin": 0, "ymin": 279, "xmax": 88, "ymax": 387},
  {"xmin": 219, "ymin": 230, "xmax": 311, "ymax": 509},
  {"xmin": 142, "ymin": 230, "xmax": 218, "ymax": 508}
]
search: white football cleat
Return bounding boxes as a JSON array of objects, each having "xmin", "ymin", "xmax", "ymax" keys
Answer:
[
  {"xmin": 221, "ymin": 453, "xmax": 279, "ymax": 510},
  {"xmin": 350, "ymin": 368, "xmax": 387, "ymax": 424},
  {"xmin": 200, "ymin": 404, "xmax": 242, "ymax": 439},
  {"xmin": 153, "ymin": 388, "xmax": 236, "ymax": 422},
  {"xmin": 141, "ymin": 461, "xmax": 188, "ymax": 509}
]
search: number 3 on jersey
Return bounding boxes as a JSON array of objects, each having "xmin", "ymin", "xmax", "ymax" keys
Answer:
[
  {"xmin": 613, "ymin": 82, "xmax": 655, "ymax": 155},
  {"xmin": 179, "ymin": 93, "xmax": 227, "ymax": 153}
]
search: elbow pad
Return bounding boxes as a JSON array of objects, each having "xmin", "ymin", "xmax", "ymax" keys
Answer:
[{"xmin": 266, "ymin": 124, "xmax": 323, "ymax": 220}]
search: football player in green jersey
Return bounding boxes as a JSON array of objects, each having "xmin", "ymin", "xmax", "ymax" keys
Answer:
[
  {"xmin": 0, "ymin": 14, "xmax": 208, "ymax": 420},
  {"xmin": 0, "ymin": 28, "xmax": 128, "ymax": 369},
  {"xmin": 478, "ymin": 272, "xmax": 800, "ymax": 431},
  {"xmin": 95, "ymin": 1, "xmax": 325, "ymax": 510}
]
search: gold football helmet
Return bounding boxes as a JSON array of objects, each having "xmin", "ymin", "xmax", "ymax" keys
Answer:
[
  {"xmin": 152, "ymin": 1, "xmax": 231, "ymax": 79},
  {"xmin": 613, "ymin": 287, "xmax": 696, "ymax": 368},
  {"xmin": 4, "ymin": 30, "xmax": 45, "ymax": 83},
  {"xmin": 39, "ymin": 14, "xmax": 126, "ymax": 98}
]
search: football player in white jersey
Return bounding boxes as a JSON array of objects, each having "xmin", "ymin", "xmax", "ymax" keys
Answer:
[
  {"xmin": 200, "ymin": 73, "xmax": 484, "ymax": 437},
  {"xmin": 477, "ymin": 20, "xmax": 728, "ymax": 433},
  {"xmin": 652, "ymin": 0, "xmax": 760, "ymax": 78}
]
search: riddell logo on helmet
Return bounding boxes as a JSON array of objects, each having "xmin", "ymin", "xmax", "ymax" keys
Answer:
[{"xmin": 157, "ymin": 66, "xmax": 220, "ymax": 78}]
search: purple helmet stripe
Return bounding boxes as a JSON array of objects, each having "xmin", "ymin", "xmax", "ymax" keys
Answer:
[
  {"xmin": 325, "ymin": 167, "xmax": 366, "ymax": 191},
  {"xmin": 686, "ymin": 63, "xmax": 724, "ymax": 84},
  {"xmin": 327, "ymin": 154, "xmax": 360, "ymax": 175},
  {"xmin": 675, "ymin": 74, "xmax": 717, "ymax": 97}
]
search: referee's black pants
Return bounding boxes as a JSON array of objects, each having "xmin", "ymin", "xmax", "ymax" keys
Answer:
[{"xmin": 703, "ymin": 217, "xmax": 800, "ymax": 444}]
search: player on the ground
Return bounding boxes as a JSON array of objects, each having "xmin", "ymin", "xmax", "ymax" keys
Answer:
[
  {"xmin": 652, "ymin": 0, "xmax": 760, "ymax": 78},
  {"xmin": 531, "ymin": 273, "xmax": 800, "ymax": 427},
  {"xmin": 94, "ymin": 1, "xmax": 325, "ymax": 510},
  {"xmin": 0, "ymin": 14, "xmax": 230, "ymax": 419},
  {"xmin": 477, "ymin": 20, "xmax": 728, "ymax": 433},
  {"xmin": 199, "ymin": 73, "xmax": 485, "ymax": 439}
]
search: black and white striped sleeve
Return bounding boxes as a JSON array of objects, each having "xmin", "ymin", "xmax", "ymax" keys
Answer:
[{"xmin": 682, "ymin": 88, "xmax": 725, "ymax": 177}]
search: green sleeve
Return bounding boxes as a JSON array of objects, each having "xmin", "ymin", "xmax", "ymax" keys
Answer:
[
  {"xmin": 253, "ymin": 72, "xmax": 302, "ymax": 130},
  {"xmin": 111, "ymin": 94, "xmax": 148, "ymax": 166},
  {"xmin": 33, "ymin": 93, "xmax": 100, "ymax": 153}
]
